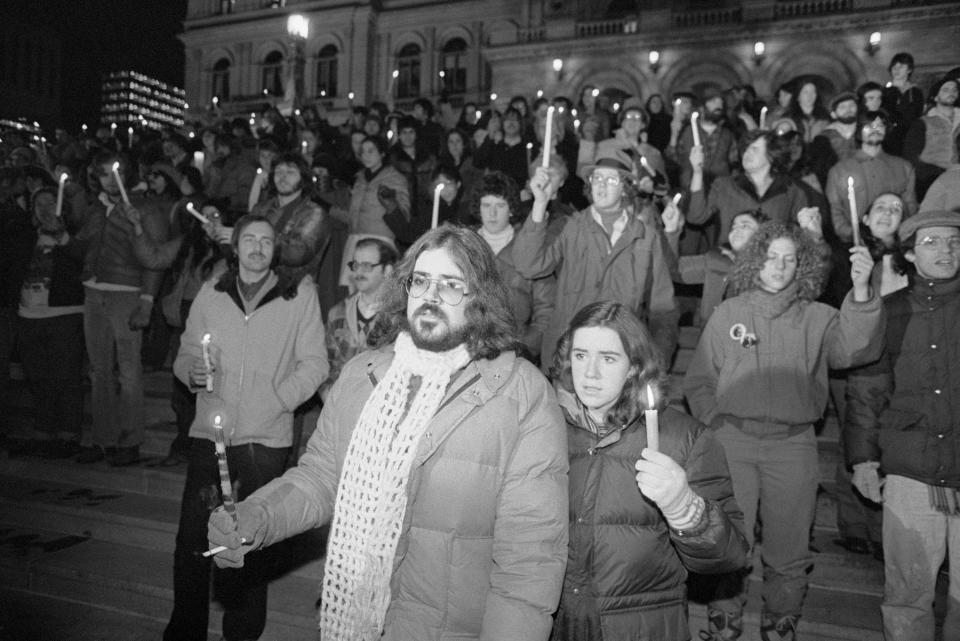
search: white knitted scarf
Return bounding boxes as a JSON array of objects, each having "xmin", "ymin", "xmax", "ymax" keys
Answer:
[{"xmin": 319, "ymin": 331, "xmax": 471, "ymax": 641}]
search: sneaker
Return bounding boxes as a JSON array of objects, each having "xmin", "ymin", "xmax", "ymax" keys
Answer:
[
  {"xmin": 108, "ymin": 445, "xmax": 140, "ymax": 467},
  {"xmin": 760, "ymin": 614, "xmax": 799, "ymax": 641},
  {"xmin": 699, "ymin": 606, "xmax": 743, "ymax": 640},
  {"xmin": 76, "ymin": 445, "xmax": 107, "ymax": 464}
]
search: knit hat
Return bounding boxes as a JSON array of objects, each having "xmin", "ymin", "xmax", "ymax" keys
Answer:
[{"xmin": 898, "ymin": 210, "xmax": 960, "ymax": 242}]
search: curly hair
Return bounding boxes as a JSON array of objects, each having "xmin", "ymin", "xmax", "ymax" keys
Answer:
[
  {"xmin": 465, "ymin": 171, "xmax": 521, "ymax": 227},
  {"xmin": 366, "ymin": 225, "xmax": 521, "ymax": 360},
  {"xmin": 729, "ymin": 221, "xmax": 827, "ymax": 301},
  {"xmin": 551, "ymin": 301, "xmax": 669, "ymax": 426}
]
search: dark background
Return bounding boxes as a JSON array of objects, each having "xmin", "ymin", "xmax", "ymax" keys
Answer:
[{"xmin": 6, "ymin": 0, "xmax": 188, "ymax": 130}]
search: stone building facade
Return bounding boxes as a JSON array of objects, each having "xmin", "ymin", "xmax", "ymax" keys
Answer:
[{"xmin": 180, "ymin": 0, "xmax": 960, "ymax": 119}]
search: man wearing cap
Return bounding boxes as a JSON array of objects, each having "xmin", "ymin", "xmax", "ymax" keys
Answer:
[
  {"xmin": 810, "ymin": 92, "xmax": 860, "ymax": 183},
  {"xmin": 903, "ymin": 76, "xmax": 960, "ymax": 201},
  {"xmin": 846, "ymin": 209, "xmax": 960, "ymax": 641},
  {"xmin": 826, "ymin": 110, "xmax": 917, "ymax": 243},
  {"xmin": 517, "ymin": 147, "xmax": 679, "ymax": 366}
]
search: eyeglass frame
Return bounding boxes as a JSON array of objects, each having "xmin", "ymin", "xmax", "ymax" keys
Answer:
[
  {"xmin": 404, "ymin": 273, "xmax": 471, "ymax": 306},
  {"xmin": 347, "ymin": 260, "xmax": 385, "ymax": 273},
  {"xmin": 914, "ymin": 234, "xmax": 960, "ymax": 251},
  {"xmin": 588, "ymin": 173, "xmax": 624, "ymax": 187}
]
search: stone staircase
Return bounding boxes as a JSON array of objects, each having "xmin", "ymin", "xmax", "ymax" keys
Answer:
[{"xmin": 0, "ymin": 327, "xmax": 893, "ymax": 640}]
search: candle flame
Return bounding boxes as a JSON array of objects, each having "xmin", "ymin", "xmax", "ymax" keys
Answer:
[
  {"xmin": 201, "ymin": 332, "xmax": 211, "ymax": 344},
  {"xmin": 112, "ymin": 161, "xmax": 120, "ymax": 171},
  {"xmin": 435, "ymin": 182, "xmax": 446, "ymax": 194},
  {"xmin": 526, "ymin": 142, "xmax": 533, "ymax": 150},
  {"xmin": 392, "ymin": 69, "xmax": 399, "ymax": 78},
  {"xmin": 59, "ymin": 173, "xmax": 68, "ymax": 184},
  {"xmin": 214, "ymin": 414, "xmax": 222, "ymax": 428},
  {"xmin": 645, "ymin": 383, "xmax": 656, "ymax": 408},
  {"xmin": 847, "ymin": 176, "xmax": 855, "ymax": 188},
  {"xmin": 672, "ymin": 192, "xmax": 682, "ymax": 205}
]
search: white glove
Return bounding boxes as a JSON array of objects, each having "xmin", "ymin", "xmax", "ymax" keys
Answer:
[
  {"xmin": 852, "ymin": 461, "xmax": 883, "ymax": 503},
  {"xmin": 636, "ymin": 449, "xmax": 696, "ymax": 522}
]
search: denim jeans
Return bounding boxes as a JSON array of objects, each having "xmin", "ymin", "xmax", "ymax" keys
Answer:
[
  {"xmin": 711, "ymin": 421, "xmax": 819, "ymax": 619},
  {"xmin": 83, "ymin": 288, "xmax": 144, "ymax": 448},
  {"xmin": 882, "ymin": 474, "xmax": 960, "ymax": 641},
  {"xmin": 18, "ymin": 313, "xmax": 84, "ymax": 441},
  {"xmin": 164, "ymin": 438, "xmax": 289, "ymax": 641}
]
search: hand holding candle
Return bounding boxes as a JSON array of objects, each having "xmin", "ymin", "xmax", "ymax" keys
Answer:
[
  {"xmin": 111, "ymin": 161, "xmax": 130, "ymax": 205},
  {"xmin": 644, "ymin": 383, "xmax": 659, "ymax": 452},
  {"xmin": 431, "ymin": 182, "xmax": 445, "ymax": 229},
  {"xmin": 201, "ymin": 333, "xmax": 214, "ymax": 392},
  {"xmin": 542, "ymin": 106, "xmax": 555, "ymax": 168},
  {"xmin": 847, "ymin": 176, "xmax": 861, "ymax": 246},
  {"xmin": 186, "ymin": 202, "xmax": 211, "ymax": 225}
]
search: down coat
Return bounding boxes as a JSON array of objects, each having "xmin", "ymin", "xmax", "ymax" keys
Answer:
[
  {"xmin": 246, "ymin": 344, "xmax": 570, "ymax": 641},
  {"xmin": 553, "ymin": 389, "xmax": 747, "ymax": 641}
]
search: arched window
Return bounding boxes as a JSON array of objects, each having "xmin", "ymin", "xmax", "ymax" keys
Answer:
[
  {"xmin": 316, "ymin": 44, "xmax": 338, "ymax": 98},
  {"xmin": 396, "ymin": 43, "xmax": 421, "ymax": 99},
  {"xmin": 261, "ymin": 50, "xmax": 284, "ymax": 97},
  {"xmin": 212, "ymin": 58, "xmax": 231, "ymax": 100},
  {"xmin": 440, "ymin": 38, "xmax": 467, "ymax": 94}
]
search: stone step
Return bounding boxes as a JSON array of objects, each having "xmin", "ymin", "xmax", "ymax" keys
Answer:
[{"xmin": 0, "ymin": 526, "xmax": 318, "ymax": 641}]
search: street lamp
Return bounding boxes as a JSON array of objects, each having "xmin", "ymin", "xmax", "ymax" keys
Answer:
[{"xmin": 286, "ymin": 14, "xmax": 309, "ymax": 109}]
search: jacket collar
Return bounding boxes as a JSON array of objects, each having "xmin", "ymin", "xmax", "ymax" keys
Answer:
[{"xmin": 732, "ymin": 173, "xmax": 793, "ymax": 202}]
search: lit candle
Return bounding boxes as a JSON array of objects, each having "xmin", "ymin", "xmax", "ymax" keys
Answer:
[
  {"xmin": 691, "ymin": 112, "xmax": 701, "ymax": 147},
  {"xmin": 187, "ymin": 202, "xmax": 211, "ymax": 225},
  {"xmin": 193, "ymin": 150, "xmax": 204, "ymax": 171},
  {"xmin": 249, "ymin": 169, "xmax": 264, "ymax": 212},
  {"xmin": 111, "ymin": 161, "xmax": 130, "ymax": 205},
  {"xmin": 847, "ymin": 176, "xmax": 861, "ymax": 246},
  {"xmin": 640, "ymin": 155, "xmax": 654, "ymax": 176},
  {"xmin": 301, "ymin": 140, "xmax": 308, "ymax": 155},
  {"xmin": 55, "ymin": 173, "xmax": 67, "ymax": 218},
  {"xmin": 127, "ymin": 126, "xmax": 133, "ymax": 148},
  {"xmin": 431, "ymin": 182, "xmax": 444, "ymax": 229},
  {"xmin": 474, "ymin": 109, "xmax": 482, "ymax": 122},
  {"xmin": 672, "ymin": 192, "xmax": 683, "ymax": 206},
  {"xmin": 388, "ymin": 68, "xmax": 399, "ymax": 94},
  {"xmin": 201, "ymin": 332, "xmax": 214, "ymax": 392},
  {"xmin": 526, "ymin": 142, "xmax": 532, "ymax": 168},
  {"xmin": 212, "ymin": 414, "xmax": 237, "ymax": 522},
  {"xmin": 644, "ymin": 384, "xmax": 659, "ymax": 451},
  {"xmin": 759, "ymin": 106, "xmax": 768, "ymax": 130},
  {"xmin": 110, "ymin": 122, "xmax": 117, "ymax": 137},
  {"xmin": 542, "ymin": 106, "xmax": 555, "ymax": 168}
]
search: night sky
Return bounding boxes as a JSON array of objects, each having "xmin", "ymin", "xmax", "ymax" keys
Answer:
[{"xmin": 8, "ymin": 0, "xmax": 188, "ymax": 129}]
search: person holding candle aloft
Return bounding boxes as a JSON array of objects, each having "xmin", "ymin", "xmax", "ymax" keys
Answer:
[
  {"xmin": 73, "ymin": 151, "xmax": 170, "ymax": 466},
  {"xmin": 550, "ymin": 300, "xmax": 747, "ymax": 641},
  {"xmin": 516, "ymin": 147, "xmax": 680, "ymax": 372},
  {"xmin": 165, "ymin": 214, "xmax": 328, "ymax": 641},
  {"xmin": 826, "ymin": 110, "xmax": 917, "ymax": 244},
  {"xmin": 683, "ymin": 221, "xmax": 884, "ymax": 641}
]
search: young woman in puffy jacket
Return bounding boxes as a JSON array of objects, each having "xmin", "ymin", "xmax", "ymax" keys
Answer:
[{"xmin": 550, "ymin": 301, "xmax": 748, "ymax": 641}]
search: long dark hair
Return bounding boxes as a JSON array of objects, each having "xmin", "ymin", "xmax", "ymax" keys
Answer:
[
  {"xmin": 551, "ymin": 301, "xmax": 668, "ymax": 426},
  {"xmin": 366, "ymin": 225, "xmax": 520, "ymax": 360}
]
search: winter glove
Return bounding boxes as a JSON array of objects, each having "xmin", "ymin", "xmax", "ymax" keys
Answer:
[
  {"xmin": 207, "ymin": 500, "xmax": 268, "ymax": 568},
  {"xmin": 636, "ymin": 448, "xmax": 705, "ymax": 530},
  {"xmin": 852, "ymin": 461, "xmax": 883, "ymax": 503}
]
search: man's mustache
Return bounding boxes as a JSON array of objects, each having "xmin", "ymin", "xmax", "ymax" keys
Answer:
[{"xmin": 414, "ymin": 303, "xmax": 447, "ymax": 321}]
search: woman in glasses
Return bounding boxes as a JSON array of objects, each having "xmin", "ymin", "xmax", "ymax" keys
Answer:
[
  {"xmin": 320, "ymin": 237, "xmax": 398, "ymax": 402},
  {"xmin": 516, "ymin": 147, "xmax": 680, "ymax": 368}
]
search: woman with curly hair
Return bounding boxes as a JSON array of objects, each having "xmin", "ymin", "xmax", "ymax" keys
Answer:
[
  {"xmin": 683, "ymin": 221, "xmax": 884, "ymax": 641},
  {"xmin": 551, "ymin": 300, "xmax": 747, "ymax": 641}
]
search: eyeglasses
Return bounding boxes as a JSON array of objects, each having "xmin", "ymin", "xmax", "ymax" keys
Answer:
[
  {"xmin": 622, "ymin": 113, "xmax": 644, "ymax": 121},
  {"xmin": 405, "ymin": 274, "xmax": 470, "ymax": 306},
  {"xmin": 347, "ymin": 260, "xmax": 384, "ymax": 273},
  {"xmin": 589, "ymin": 174, "xmax": 622, "ymax": 187},
  {"xmin": 916, "ymin": 235, "xmax": 960, "ymax": 251}
]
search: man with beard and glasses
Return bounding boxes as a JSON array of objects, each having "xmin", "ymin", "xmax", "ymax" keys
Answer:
[
  {"xmin": 207, "ymin": 225, "xmax": 569, "ymax": 641},
  {"xmin": 165, "ymin": 214, "xmax": 328, "ymax": 641},
  {"xmin": 827, "ymin": 111, "xmax": 918, "ymax": 243}
]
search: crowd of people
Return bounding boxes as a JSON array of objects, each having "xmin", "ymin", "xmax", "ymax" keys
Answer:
[{"xmin": 2, "ymin": 49, "xmax": 960, "ymax": 641}]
